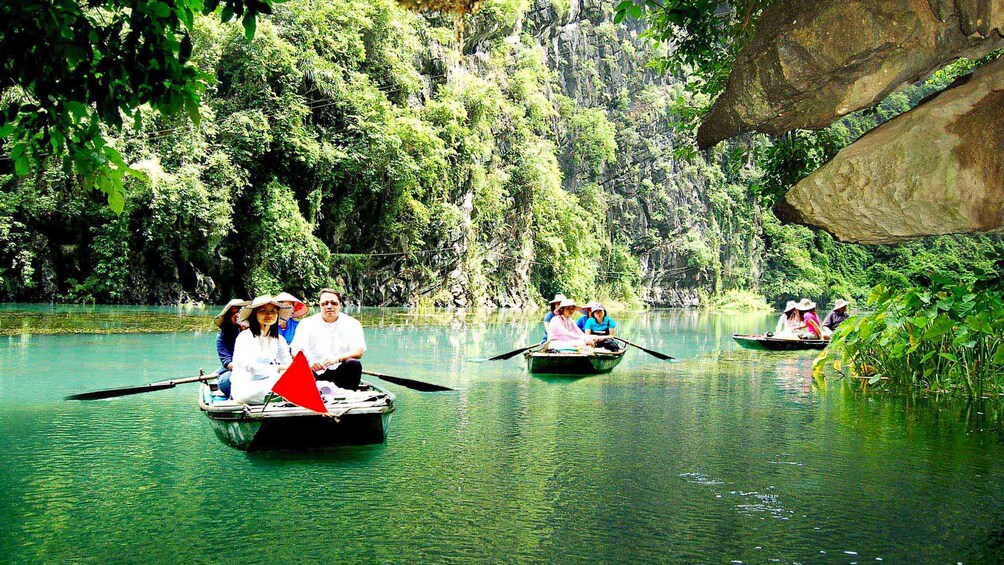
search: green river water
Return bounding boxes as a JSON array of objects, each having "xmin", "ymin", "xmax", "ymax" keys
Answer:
[{"xmin": 2, "ymin": 306, "xmax": 1004, "ymax": 563}]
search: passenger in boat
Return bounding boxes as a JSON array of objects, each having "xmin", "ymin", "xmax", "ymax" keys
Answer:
[
  {"xmin": 545, "ymin": 299, "xmax": 597, "ymax": 351},
  {"xmin": 214, "ymin": 298, "xmax": 249, "ymax": 398},
  {"xmin": 822, "ymin": 299, "xmax": 850, "ymax": 335},
  {"xmin": 291, "ymin": 289, "xmax": 366, "ymax": 391},
  {"xmin": 275, "ymin": 291, "xmax": 309, "ymax": 349},
  {"xmin": 542, "ymin": 293, "xmax": 568, "ymax": 341},
  {"xmin": 576, "ymin": 301, "xmax": 597, "ymax": 331},
  {"xmin": 797, "ymin": 299, "xmax": 823, "ymax": 340},
  {"xmin": 773, "ymin": 301, "xmax": 801, "ymax": 337},
  {"xmin": 230, "ymin": 296, "xmax": 294, "ymax": 404},
  {"xmin": 584, "ymin": 304, "xmax": 619, "ymax": 351}
]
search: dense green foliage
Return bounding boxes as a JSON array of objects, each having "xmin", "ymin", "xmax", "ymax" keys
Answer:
[
  {"xmin": 0, "ymin": 0, "xmax": 641, "ymax": 306},
  {"xmin": 0, "ymin": 0, "xmax": 274, "ymax": 211},
  {"xmin": 818, "ymin": 271, "xmax": 1004, "ymax": 396},
  {"xmin": 1, "ymin": 0, "xmax": 1000, "ymax": 315}
]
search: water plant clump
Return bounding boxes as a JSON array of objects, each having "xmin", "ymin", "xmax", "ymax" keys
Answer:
[{"xmin": 818, "ymin": 271, "xmax": 1004, "ymax": 397}]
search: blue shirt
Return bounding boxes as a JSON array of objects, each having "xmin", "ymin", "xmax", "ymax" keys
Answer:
[
  {"xmin": 278, "ymin": 318, "xmax": 299, "ymax": 350},
  {"xmin": 576, "ymin": 315, "xmax": 589, "ymax": 331},
  {"xmin": 584, "ymin": 317, "xmax": 616, "ymax": 335},
  {"xmin": 542, "ymin": 311, "xmax": 556, "ymax": 341}
]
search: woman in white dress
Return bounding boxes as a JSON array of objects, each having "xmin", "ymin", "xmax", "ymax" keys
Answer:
[{"xmin": 229, "ymin": 295, "xmax": 294, "ymax": 404}]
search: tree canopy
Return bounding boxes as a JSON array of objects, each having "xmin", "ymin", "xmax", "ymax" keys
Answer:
[{"xmin": 0, "ymin": 0, "xmax": 275, "ymax": 211}]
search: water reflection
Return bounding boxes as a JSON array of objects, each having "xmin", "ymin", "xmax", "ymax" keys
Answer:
[{"xmin": 2, "ymin": 309, "xmax": 1004, "ymax": 563}]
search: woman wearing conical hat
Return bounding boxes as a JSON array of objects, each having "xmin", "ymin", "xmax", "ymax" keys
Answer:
[
  {"xmin": 229, "ymin": 295, "xmax": 295, "ymax": 404},
  {"xmin": 773, "ymin": 300, "xmax": 802, "ymax": 337},
  {"xmin": 213, "ymin": 298, "xmax": 248, "ymax": 399}
]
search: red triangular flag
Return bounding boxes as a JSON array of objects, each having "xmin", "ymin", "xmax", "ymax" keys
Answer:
[{"xmin": 272, "ymin": 352, "xmax": 328, "ymax": 414}]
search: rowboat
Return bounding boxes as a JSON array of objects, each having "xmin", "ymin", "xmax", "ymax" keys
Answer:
[
  {"xmin": 525, "ymin": 348, "xmax": 626, "ymax": 374},
  {"xmin": 198, "ymin": 381, "xmax": 396, "ymax": 451},
  {"xmin": 732, "ymin": 334, "xmax": 828, "ymax": 351}
]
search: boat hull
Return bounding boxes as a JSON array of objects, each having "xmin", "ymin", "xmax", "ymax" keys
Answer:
[
  {"xmin": 732, "ymin": 334, "xmax": 828, "ymax": 351},
  {"xmin": 199, "ymin": 382, "xmax": 395, "ymax": 451},
  {"xmin": 526, "ymin": 349, "xmax": 626, "ymax": 374}
]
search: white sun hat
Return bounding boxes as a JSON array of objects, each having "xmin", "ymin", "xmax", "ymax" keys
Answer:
[{"xmin": 238, "ymin": 295, "xmax": 294, "ymax": 323}]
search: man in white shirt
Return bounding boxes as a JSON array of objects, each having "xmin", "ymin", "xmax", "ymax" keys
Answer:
[{"xmin": 291, "ymin": 289, "xmax": 366, "ymax": 390}]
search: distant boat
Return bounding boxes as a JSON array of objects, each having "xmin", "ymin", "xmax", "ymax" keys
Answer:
[
  {"xmin": 732, "ymin": 334, "xmax": 828, "ymax": 351},
  {"xmin": 198, "ymin": 381, "xmax": 396, "ymax": 451},
  {"xmin": 525, "ymin": 349, "xmax": 626, "ymax": 374}
]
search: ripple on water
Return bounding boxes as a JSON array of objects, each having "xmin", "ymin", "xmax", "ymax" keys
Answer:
[{"xmin": 678, "ymin": 472, "xmax": 725, "ymax": 486}]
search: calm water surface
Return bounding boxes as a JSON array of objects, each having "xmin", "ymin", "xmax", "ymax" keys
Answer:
[{"xmin": 2, "ymin": 308, "xmax": 1004, "ymax": 563}]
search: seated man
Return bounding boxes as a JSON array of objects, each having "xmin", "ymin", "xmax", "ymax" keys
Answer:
[
  {"xmin": 822, "ymin": 299, "xmax": 850, "ymax": 335},
  {"xmin": 291, "ymin": 289, "xmax": 366, "ymax": 391}
]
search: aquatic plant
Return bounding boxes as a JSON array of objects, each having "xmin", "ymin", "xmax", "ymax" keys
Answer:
[{"xmin": 819, "ymin": 273, "xmax": 1004, "ymax": 397}]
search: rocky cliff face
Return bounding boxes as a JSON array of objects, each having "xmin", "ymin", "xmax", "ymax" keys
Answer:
[{"xmin": 452, "ymin": 0, "xmax": 764, "ymax": 306}]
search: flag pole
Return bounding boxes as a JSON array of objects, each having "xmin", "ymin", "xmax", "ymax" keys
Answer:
[{"xmin": 260, "ymin": 392, "xmax": 275, "ymax": 414}]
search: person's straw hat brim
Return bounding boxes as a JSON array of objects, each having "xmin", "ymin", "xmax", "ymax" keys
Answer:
[
  {"xmin": 783, "ymin": 300, "xmax": 797, "ymax": 313},
  {"xmin": 214, "ymin": 298, "xmax": 249, "ymax": 328},
  {"xmin": 549, "ymin": 293, "xmax": 568, "ymax": 304},
  {"xmin": 238, "ymin": 295, "xmax": 294, "ymax": 323},
  {"xmin": 834, "ymin": 299, "xmax": 849, "ymax": 310},
  {"xmin": 797, "ymin": 299, "xmax": 817, "ymax": 311},
  {"xmin": 558, "ymin": 298, "xmax": 577, "ymax": 309},
  {"xmin": 275, "ymin": 292, "xmax": 308, "ymax": 318}
]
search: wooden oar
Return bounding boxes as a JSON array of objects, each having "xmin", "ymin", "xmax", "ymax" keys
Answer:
[
  {"xmin": 362, "ymin": 370, "xmax": 453, "ymax": 392},
  {"xmin": 487, "ymin": 343, "xmax": 542, "ymax": 361},
  {"xmin": 613, "ymin": 337, "xmax": 675, "ymax": 361},
  {"xmin": 66, "ymin": 370, "xmax": 220, "ymax": 401}
]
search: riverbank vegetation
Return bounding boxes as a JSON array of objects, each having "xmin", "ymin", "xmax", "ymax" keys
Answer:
[{"xmin": 817, "ymin": 272, "xmax": 1004, "ymax": 397}]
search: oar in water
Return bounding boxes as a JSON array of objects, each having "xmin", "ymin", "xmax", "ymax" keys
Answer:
[
  {"xmin": 613, "ymin": 337, "xmax": 675, "ymax": 361},
  {"xmin": 361, "ymin": 370, "xmax": 453, "ymax": 393},
  {"xmin": 486, "ymin": 343, "xmax": 542, "ymax": 361},
  {"xmin": 66, "ymin": 370, "xmax": 221, "ymax": 401}
]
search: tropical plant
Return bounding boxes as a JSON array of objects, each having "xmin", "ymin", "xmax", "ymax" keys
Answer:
[
  {"xmin": 818, "ymin": 271, "xmax": 1004, "ymax": 397},
  {"xmin": 0, "ymin": 0, "xmax": 272, "ymax": 210}
]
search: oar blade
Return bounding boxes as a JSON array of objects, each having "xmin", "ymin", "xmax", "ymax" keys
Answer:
[
  {"xmin": 488, "ymin": 344, "xmax": 537, "ymax": 361},
  {"xmin": 65, "ymin": 383, "xmax": 176, "ymax": 401},
  {"xmin": 639, "ymin": 348, "xmax": 674, "ymax": 361},
  {"xmin": 615, "ymin": 338, "xmax": 675, "ymax": 361},
  {"xmin": 363, "ymin": 371, "xmax": 454, "ymax": 392}
]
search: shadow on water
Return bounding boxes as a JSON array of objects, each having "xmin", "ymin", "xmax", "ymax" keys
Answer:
[
  {"xmin": 242, "ymin": 443, "xmax": 388, "ymax": 467},
  {"xmin": 530, "ymin": 373, "xmax": 605, "ymax": 385}
]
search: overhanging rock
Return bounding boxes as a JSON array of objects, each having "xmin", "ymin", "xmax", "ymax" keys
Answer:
[
  {"xmin": 697, "ymin": 0, "xmax": 1004, "ymax": 149},
  {"xmin": 775, "ymin": 55, "xmax": 1004, "ymax": 244}
]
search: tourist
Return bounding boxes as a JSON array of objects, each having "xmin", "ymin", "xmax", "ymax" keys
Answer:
[
  {"xmin": 229, "ymin": 296, "xmax": 293, "ymax": 404},
  {"xmin": 773, "ymin": 300, "xmax": 801, "ymax": 337},
  {"xmin": 213, "ymin": 298, "xmax": 248, "ymax": 398},
  {"xmin": 797, "ymin": 299, "xmax": 823, "ymax": 339},
  {"xmin": 576, "ymin": 302, "xmax": 597, "ymax": 331},
  {"xmin": 543, "ymin": 293, "xmax": 568, "ymax": 341},
  {"xmin": 822, "ymin": 299, "xmax": 850, "ymax": 334},
  {"xmin": 291, "ymin": 289, "xmax": 367, "ymax": 391},
  {"xmin": 584, "ymin": 304, "xmax": 619, "ymax": 351},
  {"xmin": 546, "ymin": 299, "xmax": 596, "ymax": 351},
  {"xmin": 275, "ymin": 291, "xmax": 309, "ymax": 348}
]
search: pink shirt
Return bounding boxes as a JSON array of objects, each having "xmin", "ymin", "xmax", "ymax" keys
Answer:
[
  {"xmin": 547, "ymin": 315, "xmax": 586, "ymax": 342},
  {"xmin": 803, "ymin": 312, "xmax": 822, "ymax": 337}
]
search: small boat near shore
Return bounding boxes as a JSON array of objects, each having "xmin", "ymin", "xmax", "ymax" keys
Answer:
[
  {"xmin": 525, "ymin": 349, "xmax": 627, "ymax": 374},
  {"xmin": 732, "ymin": 334, "xmax": 828, "ymax": 351},
  {"xmin": 198, "ymin": 381, "xmax": 396, "ymax": 451}
]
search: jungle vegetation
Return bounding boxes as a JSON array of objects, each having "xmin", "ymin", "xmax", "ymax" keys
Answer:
[{"xmin": 0, "ymin": 0, "xmax": 1001, "ymax": 334}]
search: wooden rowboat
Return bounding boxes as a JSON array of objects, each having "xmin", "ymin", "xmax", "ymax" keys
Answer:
[
  {"xmin": 525, "ymin": 348, "xmax": 626, "ymax": 374},
  {"xmin": 198, "ymin": 381, "xmax": 395, "ymax": 451},
  {"xmin": 732, "ymin": 334, "xmax": 828, "ymax": 351}
]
